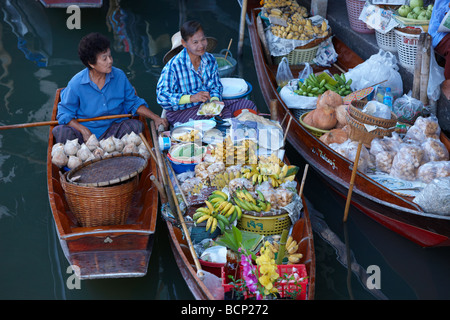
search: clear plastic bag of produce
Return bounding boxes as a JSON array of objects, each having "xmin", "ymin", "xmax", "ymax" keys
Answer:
[
  {"xmin": 276, "ymin": 57, "xmax": 294, "ymax": 87},
  {"xmin": 392, "ymin": 94, "xmax": 424, "ymax": 125},
  {"xmin": 417, "ymin": 161, "xmax": 450, "ymax": 184},
  {"xmin": 363, "ymin": 101, "xmax": 392, "ymax": 120},
  {"xmin": 413, "ymin": 177, "xmax": 450, "ymax": 216},
  {"xmin": 390, "ymin": 143, "xmax": 425, "ymax": 181}
]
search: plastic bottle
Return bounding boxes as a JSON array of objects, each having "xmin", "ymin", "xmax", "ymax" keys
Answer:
[{"xmin": 383, "ymin": 87, "xmax": 393, "ymax": 109}]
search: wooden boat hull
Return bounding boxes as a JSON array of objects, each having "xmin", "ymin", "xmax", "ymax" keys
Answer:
[
  {"xmin": 47, "ymin": 88, "xmax": 158, "ymax": 279},
  {"xmin": 246, "ymin": 2, "xmax": 450, "ymax": 247},
  {"xmin": 158, "ymin": 127, "xmax": 315, "ymax": 299},
  {"xmin": 165, "ymin": 194, "xmax": 315, "ymax": 300}
]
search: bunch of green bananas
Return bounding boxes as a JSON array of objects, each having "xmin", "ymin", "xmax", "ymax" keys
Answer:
[
  {"xmin": 294, "ymin": 73, "xmax": 327, "ymax": 97},
  {"xmin": 233, "ymin": 188, "xmax": 271, "ymax": 213},
  {"xmin": 324, "ymin": 73, "xmax": 353, "ymax": 96}
]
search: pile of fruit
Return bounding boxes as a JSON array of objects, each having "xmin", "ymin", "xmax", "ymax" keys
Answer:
[
  {"xmin": 397, "ymin": 1, "xmax": 433, "ymax": 20},
  {"xmin": 191, "ymin": 154, "xmax": 299, "ymax": 234},
  {"xmin": 261, "ymin": 0, "xmax": 329, "ymax": 41}
]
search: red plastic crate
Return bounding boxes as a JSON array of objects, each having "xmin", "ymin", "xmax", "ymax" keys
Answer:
[{"xmin": 222, "ymin": 264, "xmax": 308, "ymax": 300}]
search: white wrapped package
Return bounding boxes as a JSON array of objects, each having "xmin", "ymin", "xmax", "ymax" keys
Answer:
[{"xmin": 413, "ymin": 177, "xmax": 450, "ymax": 216}]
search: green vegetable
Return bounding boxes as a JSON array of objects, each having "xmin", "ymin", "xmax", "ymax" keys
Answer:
[
  {"xmin": 398, "ymin": 5, "xmax": 411, "ymax": 17},
  {"xmin": 409, "ymin": 0, "xmax": 423, "ymax": 9},
  {"xmin": 417, "ymin": 11, "xmax": 428, "ymax": 20},
  {"xmin": 407, "ymin": 12, "xmax": 418, "ymax": 19},
  {"xmin": 412, "ymin": 6, "xmax": 423, "ymax": 14}
]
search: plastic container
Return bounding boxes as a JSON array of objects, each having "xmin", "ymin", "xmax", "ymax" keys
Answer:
[
  {"xmin": 346, "ymin": 0, "xmax": 374, "ymax": 34},
  {"xmin": 237, "ymin": 213, "xmax": 292, "ymax": 236},
  {"xmin": 375, "ymin": 29, "xmax": 397, "ymax": 52},
  {"xmin": 168, "ymin": 157, "xmax": 197, "ymax": 174},
  {"xmin": 383, "ymin": 87, "xmax": 393, "ymax": 109},
  {"xmin": 273, "ymin": 45, "xmax": 320, "ymax": 65},
  {"xmin": 395, "ymin": 28, "xmax": 421, "ymax": 72},
  {"xmin": 221, "ymin": 264, "xmax": 308, "ymax": 300}
]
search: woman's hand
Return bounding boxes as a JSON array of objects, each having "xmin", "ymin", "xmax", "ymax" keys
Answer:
[
  {"xmin": 68, "ymin": 119, "xmax": 92, "ymax": 142},
  {"xmin": 190, "ymin": 91, "xmax": 211, "ymax": 103},
  {"xmin": 154, "ymin": 116, "xmax": 169, "ymax": 131}
]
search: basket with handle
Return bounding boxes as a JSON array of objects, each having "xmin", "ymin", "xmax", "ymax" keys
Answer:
[
  {"xmin": 346, "ymin": 0, "xmax": 374, "ymax": 34},
  {"xmin": 345, "ymin": 112, "xmax": 395, "ymax": 147},
  {"xmin": 61, "ymin": 153, "xmax": 147, "ymax": 227},
  {"xmin": 350, "ymin": 100, "xmax": 398, "ymax": 129}
]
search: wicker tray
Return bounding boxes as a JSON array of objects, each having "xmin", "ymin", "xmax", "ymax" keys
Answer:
[
  {"xmin": 66, "ymin": 152, "xmax": 147, "ymax": 187},
  {"xmin": 350, "ymin": 101, "xmax": 398, "ymax": 129}
]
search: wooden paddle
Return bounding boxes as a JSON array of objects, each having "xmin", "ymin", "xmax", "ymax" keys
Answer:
[
  {"xmin": 0, "ymin": 114, "xmax": 133, "ymax": 130},
  {"xmin": 224, "ymin": 38, "xmax": 233, "ymax": 60},
  {"xmin": 343, "ymin": 141, "xmax": 363, "ymax": 222},
  {"xmin": 298, "ymin": 164, "xmax": 309, "ymax": 198}
]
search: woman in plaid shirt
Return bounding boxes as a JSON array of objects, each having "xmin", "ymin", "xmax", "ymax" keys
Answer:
[{"xmin": 157, "ymin": 20, "xmax": 256, "ymax": 126}]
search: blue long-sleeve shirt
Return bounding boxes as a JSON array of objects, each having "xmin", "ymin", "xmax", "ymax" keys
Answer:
[
  {"xmin": 57, "ymin": 67, "xmax": 147, "ymax": 138},
  {"xmin": 156, "ymin": 47, "xmax": 223, "ymax": 112},
  {"xmin": 429, "ymin": 0, "xmax": 450, "ymax": 48}
]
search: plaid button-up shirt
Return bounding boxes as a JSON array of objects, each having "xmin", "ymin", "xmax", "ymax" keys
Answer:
[{"xmin": 156, "ymin": 47, "xmax": 223, "ymax": 112}]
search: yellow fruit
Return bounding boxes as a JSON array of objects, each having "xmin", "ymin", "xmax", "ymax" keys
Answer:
[{"xmin": 196, "ymin": 214, "xmax": 210, "ymax": 224}]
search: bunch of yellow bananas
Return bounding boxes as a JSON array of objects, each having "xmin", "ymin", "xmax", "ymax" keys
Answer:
[
  {"xmin": 211, "ymin": 138, "xmax": 257, "ymax": 166},
  {"xmin": 193, "ymin": 199, "xmax": 231, "ymax": 234},
  {"xmin": 209, "ymin": 170, "xmax": 242, "ymax": 190},
  {"xmin": 232, "ymin": 187, "xmax": 271, "ymax": 213},
  {"xmin": 266, "ymin": 236, "xmax": 304, "ymax": 263},
  {"xmin": 240, "ymin": 161, "xmax": 298, "ymax": 187}
]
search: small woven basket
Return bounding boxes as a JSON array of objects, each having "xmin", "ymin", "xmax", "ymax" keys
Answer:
[
  {"xmin": 350, "ymin": 101, "xmax": 398, "ymax": 129},
  {"xmin": 274, "ymin": 45, "xmax": 319, "ymax": 65},
  {"xmin": 346, "ymin": 112, "xmax": 395, "ymax": 146}
]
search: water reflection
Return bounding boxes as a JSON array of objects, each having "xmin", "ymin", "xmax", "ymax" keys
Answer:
[
  {"xmin": 106, "ymin": 0, "xmax": 171, "ymax": 77},
  {"xmin": 1, "ymin": 0, "xmax": 52, "ymax": 67}
]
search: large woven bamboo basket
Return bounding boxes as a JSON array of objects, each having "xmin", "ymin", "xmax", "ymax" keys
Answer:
[
  {"xmin": 61, "ymin": 153, "xmax": 147, "ymax": 227},
  {"xmin": 350, "ymin": 101, "xmax": 398, "ymax": 129}
]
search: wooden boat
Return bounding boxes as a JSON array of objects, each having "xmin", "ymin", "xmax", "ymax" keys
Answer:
[
  {"xmin": 47, "ymin": 88, "xmax": 159, "ymax": 279},
  {"xmin": 153, "ymin": 113, "xmax": 316, "ymax": 300},
  {"xmin": 245, "ymin": 0, "xmax": 450, "ymax": 247}
]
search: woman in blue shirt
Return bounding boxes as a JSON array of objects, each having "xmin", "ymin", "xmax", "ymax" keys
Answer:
[
  {"xmin": 53, "ymin": 32, "xmax": 168, "ymax": 143},
  {"xmin": 156, "ymin": 20, "xmax": 256, "ymax": 125},
  {"xmin": 429, "ymin": 0, "xmax": 450, "ymax": 98}
]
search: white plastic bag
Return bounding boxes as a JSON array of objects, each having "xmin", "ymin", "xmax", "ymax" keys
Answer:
[
  {"xmin": 280, "ymin": 79, "xmax": 318, "ymax": 109},
  {"xmin": 298, "ymin": 62, "xmax": 313, "ymax": 81},
  {"xmin": 345, "ymin": 49, "xmax": 403, "ymax": 99},
  {"xmin": 427, "ymin": 51, "xmax": 445, "ymax": 102}
]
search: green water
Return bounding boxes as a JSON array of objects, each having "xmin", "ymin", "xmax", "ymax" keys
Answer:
[{"xmin": 1, "ymin": 0, "xmax": 449, "ymax": 300}]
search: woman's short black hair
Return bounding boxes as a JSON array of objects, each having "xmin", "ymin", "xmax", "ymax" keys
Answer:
[
  {"xmin": 180, "ymin": 20, "xmax": 203, "ymax": 41},
  {"xmin": 78, "ymin": 32, "xmax": 110, "ymax": 69}
]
